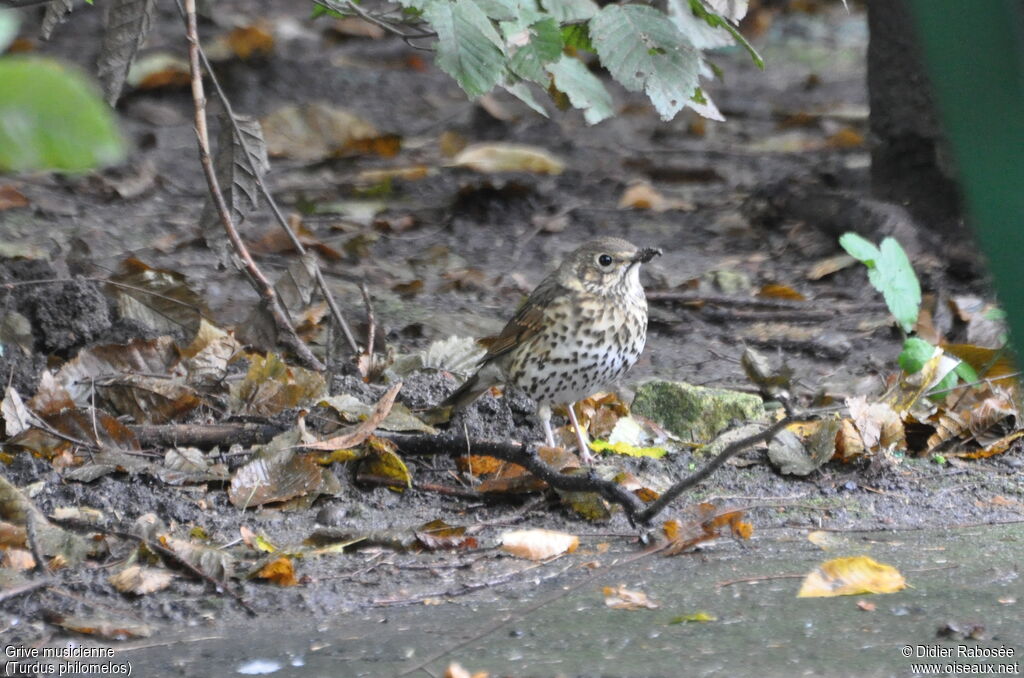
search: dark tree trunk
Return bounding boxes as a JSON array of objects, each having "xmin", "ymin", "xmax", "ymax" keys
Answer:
[{"xmin": 866, "ymin": 0, "xmax": 962, "ymax": 232}]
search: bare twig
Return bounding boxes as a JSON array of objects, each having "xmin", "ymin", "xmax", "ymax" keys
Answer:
[
  {"xmin": 312, "ymin": 0, "xmax": 437, "ymax": 49},
  {"xmin": 181, "ymin": 0, "xmax": 323, "ymax": 371},
  {"xmin": 186, "ymin": 34, "xmax": 360, "ymax": 357},
  {"xmin": 0, "ymin": 577, "xmax": 54, "ymax": 604},
  {"xmin": 636, "ymin": 417, "xmax": 793, "ymax": 523},
  {"xmin": 24, "ymin": 513, "xmax": 49, "ymax": 574}
]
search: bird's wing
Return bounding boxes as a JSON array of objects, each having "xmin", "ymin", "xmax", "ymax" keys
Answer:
[{"xmin": 480, "ymin": 275, "xmax": 566, "ymax": 361}]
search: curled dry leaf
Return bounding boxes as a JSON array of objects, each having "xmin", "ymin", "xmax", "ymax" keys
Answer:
[
  {"xmin": 255, "ymin": 556, "xmax": 298, "ymax": 587},
  {"xmin": 797, "ymin": 556, "xmax": 906, "ymax": 598},
  {"xmin": 618, "ymin": 181, "xmax": 695, "ymax": 212},
  {"xmin": 108, "ymin": 564, "xmax": 174, "ymax": 594},
  {"xmin": 302, "ymin": 382, "xmax": 402, "ymax": 451},
  {"xmin": 450, "ymin": 143, "xmax": 565, "ymax": 175},
  {"xmin": 356, "ymin": 435, "xmax": 412, "ymax": 491},
  {"xmin": 603, "ymin": 585, "xmax": 659, "ymax": 610},
  {"xmin": 500, "ymin": 528, "xmax": 579, "ymax": 561},
  {"xmin": 261, "ymin": 102, "xmax": 398, "ymax": 161},
  {"xmin": 108, "ymin": 258, "xmax": 207, "ymax": 337},
  {"xmin": 43, "ymin": 611, "xmax": 152, "ymax": 640},
  {"xmin": 228, "ymin": 352, "xmax": 327, "ymax": 417},
  {"xmin": 415, "ymin": 519, "xmax": 478, "ymax": 551}
]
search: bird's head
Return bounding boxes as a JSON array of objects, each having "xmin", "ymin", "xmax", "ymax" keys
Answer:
[{"xmin": 561, "ymin": 237, "xmax": 661, "ymax": 297}]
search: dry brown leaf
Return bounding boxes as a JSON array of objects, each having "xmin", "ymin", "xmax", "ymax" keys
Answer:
[
  {"xmin": 825, "ymin": 127, "xmax": 864, "ymax": 148},
  {"xmin": 415, "ymin": 519, "xmax": 478, "ymax": 551},
  {"xmin": 256, "ymin": 557, "xmax": 298, "ymax": 586},
  {"xmin": 261, "ymin": 102, "xmax": 394, "ymax": 161},
  {"xmin": 108, "ymin": 565, "xmax": 174, "ymax": 594},
  {"xmin": 617, "ymin": 181, "xmax": 694, "ymax": 212},
  {"xmin": 225, "ymin": 25, "xmax": 275, "ymax": 59},
  {"xmin": 500, "ymin": 528, "xmax": 578, "ymax": 561},
  {"xmin": 228, "ymin": 352, "xmax": 327, "ymax": 417},
  {"xmin": 797, "ymin": 556, "xmax": 906, "ymax": 597},
  {"xmin": 806, "ymin": 253, "xmax": 857, "ymax": 280},
  {"xmin": 302, "ymin": 383, "xmax": 402, "ymax": 451},
  {"xmin": 757, "ymin": 283, "xmax": 806, "ymax": 301},
  {"xmin": 1, "ymin": 548, "xmax": 36, "ymax": 571},
  {"xmin": 451, "ymin": 143, "xmax": 565, "ymax": 175},
  {"xmin": 847, "ymin": 396, "xmax": 905, "ymax": 454},
  {"xmin": 0, "ymin": 184, "xmax": 30, "ymax": 210},
  {"xmin": 603, "ymin": 585, "xmax": 659, "ymax": 610}
]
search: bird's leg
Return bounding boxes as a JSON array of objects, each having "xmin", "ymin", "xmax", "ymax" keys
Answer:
[
  {"xmin": 566, "ymin": 402, "xmax": 594, "ymax": 464},
  {"xmin": 538, "ymin": 403, "xmax": 556, "ymax": 447}
]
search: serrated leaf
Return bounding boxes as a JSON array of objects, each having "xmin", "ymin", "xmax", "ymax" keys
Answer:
[
  {"xmin": 107, "ymin": 258, "xmax": 207, "ymax": 337},
  {"xmin": 96, "ymin": 0, "xmax": 156, "ymax": 105},
  {"xmin": 687, "ymin": 0, "xmax": 762, "ymax": 69},
  {"xmin": 425, "ymin": 0, "xmax": 507, "ymax": 97},
  {"xmin": 502, "ymin": 80, "xmax": 549, "ymax": 116},
  {"xmin": 474, "ymin": 0, "xmax": 518, "ymax": 21},
  {"xmin": 590, "ymin": 4, "xmax": 700, "ymax": 121},
  {"xmin": 40, "ymin": 0, "xmax": 74, "ymax": 41},
  {"xmin": 540, "ymin": 0, "xmax": 598, "ymax": 22},
  {"xmin": 547, "ymin": 55, "xmax": 613, "ymax": 124},
  {"xmin": 201, "ymin": 114, "xmax": 269, "ymax": 266},
  {"xmin": 0, "ymin": 58, "xmax": 125, "ymax": 172},
  {"xmin": 667, "ymin": 0, "xmax": 733, "ymax": 50},
  {"xmin": 508, "ymin": 18, "xmax": 563, "ymax": 83}
]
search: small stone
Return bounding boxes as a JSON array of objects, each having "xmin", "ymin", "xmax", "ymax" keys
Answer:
[{"xmin": 631, "ymin": 380, "xmax": 766, "ymax": 443}]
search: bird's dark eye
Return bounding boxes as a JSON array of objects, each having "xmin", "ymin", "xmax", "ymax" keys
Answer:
[{"xmin": 598, "ymin": 254, "xmax": 613, "ymax": 267}]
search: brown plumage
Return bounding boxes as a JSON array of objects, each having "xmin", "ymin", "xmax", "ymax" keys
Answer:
[{"xmin": 440, "ymin": 237, "xmax": 661, "ymax": 463}]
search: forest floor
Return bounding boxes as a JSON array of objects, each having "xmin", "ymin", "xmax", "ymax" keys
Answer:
[{"xmin": 0, "ymin": 2, "xmax": 1021, "ymax": 671}]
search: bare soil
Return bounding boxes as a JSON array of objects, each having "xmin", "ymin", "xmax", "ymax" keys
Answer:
[{"xmin": 1, "ymin": 2, "xmax": 1021, "ymax": 652}]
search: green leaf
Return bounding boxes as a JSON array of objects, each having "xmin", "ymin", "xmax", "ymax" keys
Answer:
[
  {"xmin": 502, "ymin": 80, "xmax": 548, "ymax": 116},
  {"xmin": 310, "ymin": 5, "xmax": 347, "ymax": 19},
  {"xmin": 840, "ymin": 233, "xmax": 921, "ymax": 332},
  {"xmin": 839, "ymin": 232, "xmax": 881, "ymax": 265},
  {"xmin": 561, "ymin": 23, "xmax": 593, "ymax": 52},
  {"xmin": 898, "ymin": 337, "xmax": 935, "ymax": 374},
  {"xmin": 667, "ymin": 0, "xmax": 733, "ymax": 50},
  {"xmin": 474, "ymin": 0, "xmax": 518, "ymax": 21},
  {"xmin": 0, "ymin": 57, "xmax": 125, "ymax": 172},
  {"xmin": 540, "ymin": 0, "xmax": 598, "ymax": 22},
  {"xmin": 547, "ymin": 54, "xmax": 614, "ymax": 124},
  {"xmin": 508, "ymin": 18, "xmax": 563, "ymax": 83},
  {"xmin": 928, "ymin": 370, "xmax": 958, "ymax": 401},
  {"xmin": 590, "ymin": 4, "xmax": 700, "ymax": 121},
  {"xmin": 875, "ymin": 237, "xmax": 922, "ymax": 333},
  {"xmin": 954, "ymin": 360, "xmax": 979, "ymax": 384},
  {"xmin": 424, "ymin": 0, "xmax": 507, "ymax": 97},
  {"xmin": 687, "ymin": 0, "xmax": 763, "ymax": 69}
]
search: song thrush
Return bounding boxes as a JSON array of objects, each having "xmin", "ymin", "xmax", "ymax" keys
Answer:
[{"xmin": 440, "ymin": 237, "xmax": 661, "ymax": 463}]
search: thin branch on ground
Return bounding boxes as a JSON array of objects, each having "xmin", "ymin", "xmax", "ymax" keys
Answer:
[
  {"xmin": 180, "ymin": 0, "xmax": 323, "ymax": 371},
  {"xmin": 0, "ymin": 576, "xmax": 53, "ymax": 604},
  {"xmin": 181, "ymin": 22, "xmax": 361, "ymax": 357},
  {"xmin": 636, "ymin": 416, "xmax": 794, "ymax": 524}
]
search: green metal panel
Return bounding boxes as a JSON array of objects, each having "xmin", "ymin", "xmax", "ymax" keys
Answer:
[{"xmin": 908, "ymin": 0, "xmax": 1024, "ymax": 342}]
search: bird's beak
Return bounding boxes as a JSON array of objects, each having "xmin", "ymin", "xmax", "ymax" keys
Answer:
[{"xmin": 632, "ymin": 247, "xmax": 662, "ymax": 264}]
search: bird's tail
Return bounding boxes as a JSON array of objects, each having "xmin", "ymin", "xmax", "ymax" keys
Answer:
[{"xmin": 422, "ymin": 372, "xmax": 488, "ymax": 424}]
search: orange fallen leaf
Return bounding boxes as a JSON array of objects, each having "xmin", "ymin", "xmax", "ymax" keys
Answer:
[{"xmin": 257, "ymin": 557, "xmax": 298, "ymax": 586}]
